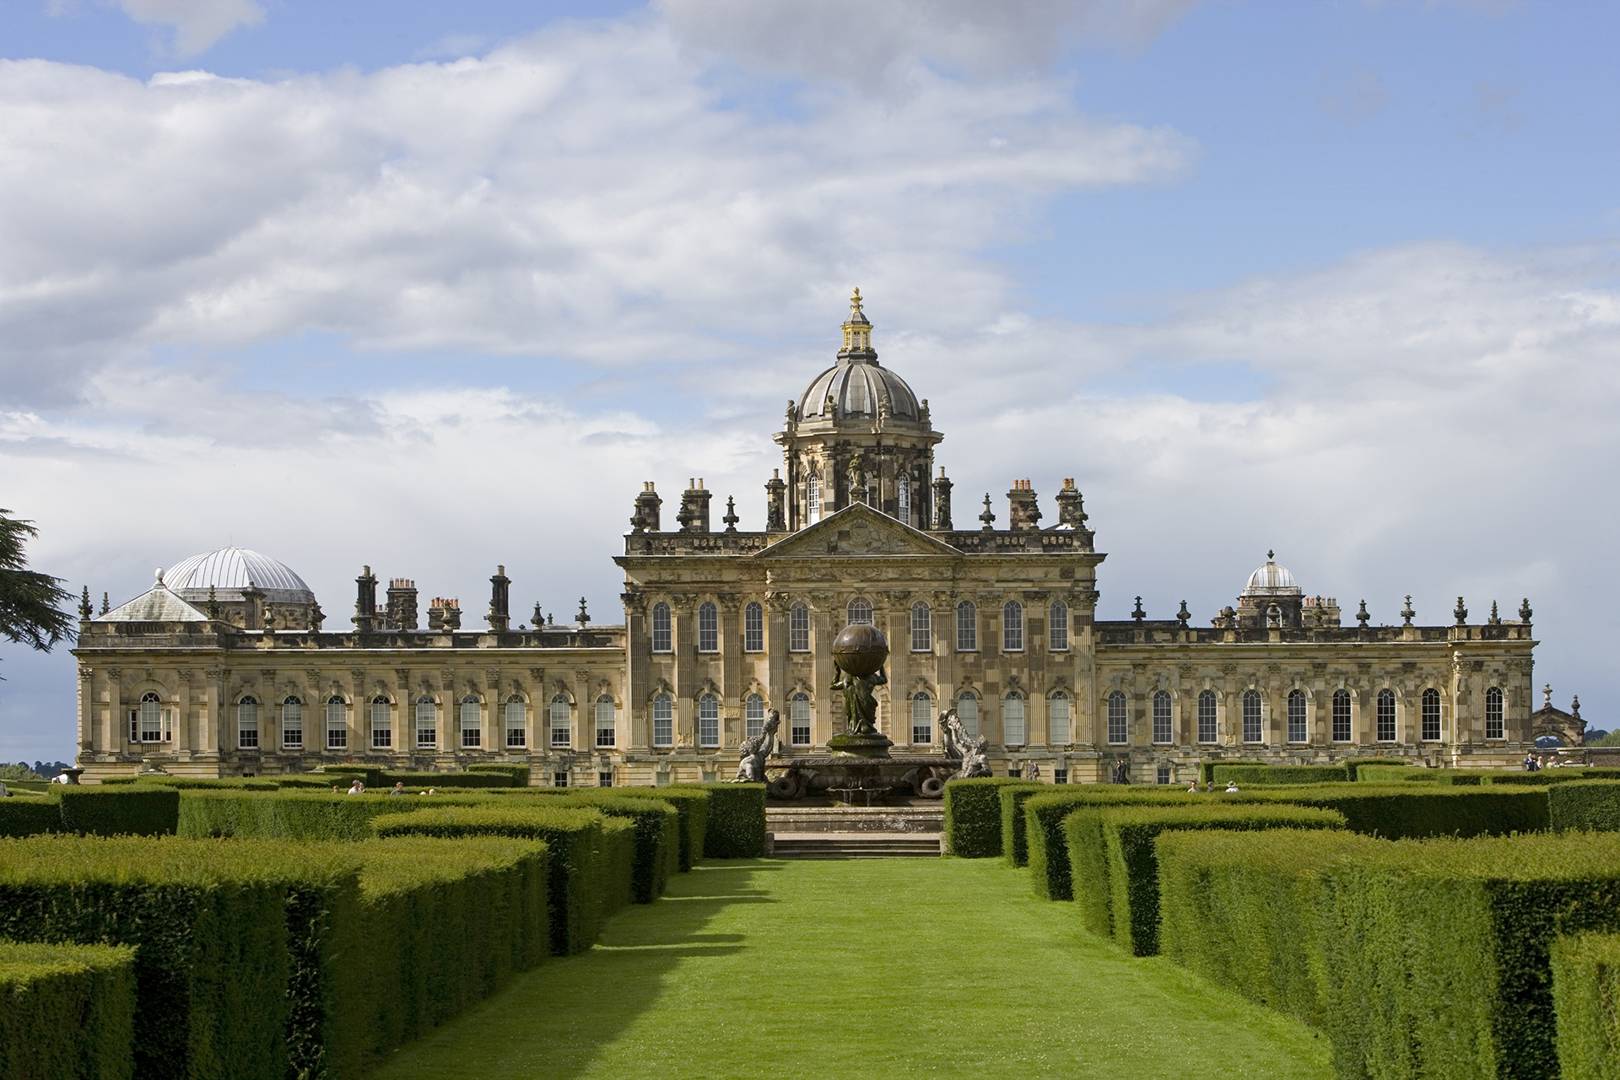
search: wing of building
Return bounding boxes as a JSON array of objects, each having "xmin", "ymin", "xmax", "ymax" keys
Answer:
[{"xmin": 72, "ymin": 292, "xmax": 1539, "ymax": 784}]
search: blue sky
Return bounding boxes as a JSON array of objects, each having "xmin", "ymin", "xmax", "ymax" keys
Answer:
[{"xmin": 2, "ymin": 0, "xmax": 1617, "ymax": 762}]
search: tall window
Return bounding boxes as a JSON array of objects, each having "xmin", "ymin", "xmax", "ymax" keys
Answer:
[
  {"xmin": 651, "ymin": 602, "xmax": 672, "ymax": 653},
  {"xmin": 957, "ymin": 692, "xmax": 980, "ymax": 736},
  {"xmin": 136, "ymin": 691, "xmax": 164, "ymax": 743},
  {"xmin": 1332, "ymin": 690, "xmax": 1352, "ymax": 743},
  {"xmin": 326, "ymin": 696, "xmax": 347, "ymax": 750},
  {"xmin": 1197, "ymin": 690, "xmax": 1217, "ymax": 744},
  {"xmin": 790, "ymin": 693, "xmax": 811, "ymax": 746},
  {"xmin": 698, "ymin": 694, "xmax": 720, "ymax": 748},
  {"xmin": 1002, "ymin": 601, "xmax": 1024, "ymax": 652},
  {"xmin": 1003, "ymin": 694, "xmax": 1026, "ymax": 746},
  {"xmin": 1421, "ymin": 688, "xmax": 1442, "ymax": 742},
  {"xmin": 595, "ymin": 696, "xmax": 616, "ymax": 748},
  {"xmin": 549, "ymin": 695, "xmax": 571, "ymax": 749},
  {"xmin": 745, "ymin": 694, "xmax": 765, "ymax": 739},
  {"xmin": 897, "ymin": 473, "xmax": 911, "ymax": 524},
  {"xmin": 848, "ymin": 597, "xmax": 873, "ymax": 625},
  {"xmin": 806, "ymin": 474, "xmax": 822, "ymax": 522},
  {"xmin": 1376, "ymin": 689, "xmax": 1396, "ymax": 742},
  {"xmin": 911, "ymin": 603, "xmax": 932, "ymax": 652},
  {"xmin": 1107, "ymin": 691, "xmax": 1128, "ymax": 745},
  {"xmin": 789, "ymin": 602, "xmax": 810, "ymax": 651},
  {"xmin": 1287, "ymin": 690, "xmax": 1308, "ymax": 743},
  {"xmin": 911, "ymin": 693, "xmax": 933, "ymax": 745},
  {"xmin": 653, "ymin": 693, "xmax": 674, "ymax": 748},
  {"xmin": 415, "ymin": 697, "xmax": 437, "ymax": 749},
  {"xmin": 1242, "ymin": 690, "xmax": 1263, "ymax": 744},
  {"xmin": 1153, "ymin": 691, "xmax": 1173, "ymax": 744},
  {"xmin": 1485, "ymin": 686, "xmax": 1505, "ymax": 740},
  {"xmin": 460, "ymin": 695, "xmax": 482, "ymax": 749},
  {"xmin": 744, "ymin": 602, "xmax": 764, "ymax": 652},
  {"xmin": 370, "ymin": 696, "xmax": 392, "ymax": 749},
  {"xmin": 237, "ymin": 696, "xmax": 259, "ymax": 749},
  {"xmin": 281, "ymin": 696, "xmax": 303, "ymax": 751},
  {"xmin": 956, "ymin": 601, "xmax": 977, "ymax": 652},
  {"xmin": 1049, "ymin": 601, "xmax": 1069, "ymax": 652},
  {"xmin": 1049, "ymin": 693, "xmax": 1071, "ymax": 745},
  {"xmin": 504, "ymin": 696, "xmax": 526, "ymax": 748},
  {"xmin": 697, "ymin": 602, "xmax": 718, "ymax": 653}
]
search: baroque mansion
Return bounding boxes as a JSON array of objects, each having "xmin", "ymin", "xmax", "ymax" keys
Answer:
[{"xmin": 73, "ymin": 292, "xmax": 1542, "ymax": 785}]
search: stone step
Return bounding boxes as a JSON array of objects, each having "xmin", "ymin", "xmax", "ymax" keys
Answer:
[
  {"xmin": 770, "ymin": 832, "xmax": 943, "ymax": 858},
  {"xmin": 766, "ymin": 807, "xmax": 943, "ymax": 835}
]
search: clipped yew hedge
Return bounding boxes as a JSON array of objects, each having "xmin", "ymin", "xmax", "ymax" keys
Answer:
[
  {"xmin": 1256, "ymin": 784, "xmax": 1550, "ymax": 838},
  {"xmin": 464, "ymin": 763, "xmax": 531, "ymax": 785},
  {"xmin": 57, "ymin": 786, "xmax": 178, "ymax": 836},
  {"xmin": 176, "ymin": 789, "xmax": 480, "ymax": 842},
  {"xmin": 1343, "ymin": 757, "xmax": 1416, "ymax": 780},
  {"xmin": 691, "ymin": 783, "xmax": 766, "ymax": 858},
  {"xmin": 1551, "ymin": 932, "xmax": 1620, "ymax": 1080},
  {"xmin": 997, "ymin": 783, "xmax": 1051, "ymax": 866},
  {"xmin": 0, "ymin": 799, "xmax": 60, "ymax": 838},
  {"xmin": 1549, "ymin": 780, "xmax": 1620, "ymax": 832},
  {"xmin": 603, "ymin": 788, "xmax": 710, "ymax": 870},
  {"xmin": 1483, "ymin": 768, "xmax": 1620, "ymax": 786},
  {"xmin": 1353, "ymin": 764, "xmax": 1447, "ymax": 783},
  {"xmin": 1209, "ymin": 764, "xmax": 1351, "ymax": 786},
  {"xmin": 943, "ymin": 778, "xmax": 1033, "ymax": 857},
  {"xmin": 597, "ymin": 817, "xmax": 637, "ymax": 915},
  {"xmin": 0, "ymin": 940, "xmax": 137, "ymax": 1080},
  {"xmin": 560, "ymin": 793, "xmax": 677, "ymax": 902}
]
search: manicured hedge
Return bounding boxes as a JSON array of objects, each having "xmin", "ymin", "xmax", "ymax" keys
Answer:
[
  {"xmin": 1343, "ymin": 757, "xmax": 1416, "ymax": 780},
  {"xmin": 372, "ymin": 804, "xmax": 608, "ymax": 955},
  {"xmin": 560, "ymin": 793, "xmax": 678, "ymax": 902},
  {"xmin": 604, "ymin": 788, "xmax": 710, "ymax": 871},
  {"xmin": 1199, "ymin": 760, "xmax": 1264, "ymax": 784},
  {"xmin": 1549, "ymin": 781, "xmax": 1620, "ymax": 832},
  {"xmin": 0, "ymin": 940, "xmax": 137, "ymax": 1080},
  {"xmin": 1483, "ymin": 768, "xmax": 1620, "ymax": 786},
  {"xmin": 1157, "ymin": 828, "xmax": 1384, "ymax": 1028},
  {"xmin": 1025, "ymin": 788, "xmax": 1236, "ymax": 901},
  {"xmin": 176, "ymin": 789, "xmax": 480, "ymax": 841},
  {"xmin": 0, "ymin": 799, "xmax": 60, "ymax": 838},
  {"xmin": 0, "ymin": 835, "xmax": 361, "ymax": 1080},
  {"xmin": 943, "ymin": 778, "xmax": 1033, "ymax": 857},
  {"xmin": 691, "ymin": 783, "xmax": 766, "ymax": 858},
  {"xmin": 57, "ymin": 786, "xmax": 178, "ymax": 836},
  {"xmin": 598, "ymin": 817, "xmax": 637, "ymax": 916},
  {"xmin": 1210, "ymin": 764, "xmax": 1350, "ymax": 786},
  {"xmin": 1257, "ymin": 784, "xmax": 1550, "ymax": 838},
  {"xmin": 109, "ymin": 777, "xmax": 281, "ymax": 790},
  {"xmin": 1093, "ymin": 804, "xmax": 1345, "ymax": 956},
  {"xmin": 464, "ymin": 763, "xmax": 531, "ymax": 785},
  {"xmin": 997, "ymin": 783, "xmax": 1051, "ymax": 866},
  {"xmin": 379, "ymin": 771, "xmax": 521, "ymax": 789},
  {"xmin": 1551, "ymin": 932, "xmax": 1620, "ymax": 1080}
]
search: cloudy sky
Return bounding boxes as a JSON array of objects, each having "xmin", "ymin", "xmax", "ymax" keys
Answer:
[{"xmin": 2, "ymin": 0, "xmax": 1617, "ymax": 763}]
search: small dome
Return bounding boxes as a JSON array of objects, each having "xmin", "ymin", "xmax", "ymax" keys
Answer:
[
  {"xmin": 1243, "ymin": 550, "xmax": 1301, "ymax": 595},
  {"xmin": 165, "ymin": 546, "xmax": 315, "ymax": 605},
  {"xmin": 798, "ymin": 360, "xmax": 922, "ymax": 422}
]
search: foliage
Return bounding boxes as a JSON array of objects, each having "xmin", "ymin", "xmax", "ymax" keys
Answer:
[
  {"xmin": 0, "ymin": 939, "xmax": 136, "ymax": 1080},
  {"xmin": 597, "ymin": 817, "xmax": 638, "ymax": 916},
  {"xmin": 1209, "ymin": 764, "xmax": 1350, "ymax": 785},
  {"xmin": 0, "ymin": 509, "xmax": 74, "ymax": 674},
  {"xmin": 1354, "ymin": 765, "xmax": 1449, "ymax": 783},
  {"xmin": 1592, "ymin": 729, "xmax": 1620, "ymax": 747},
  {"xmin": 0, "ymin": 799, "xmax": 61, "ymax": 838},
  {"xmin": 176, "ymin": 789, "xmax": 480, "ymax": 841},
  {"xmin": 1481, "ymin": 768, "xmax": 1620, "ymax": 786},
  {"xmin": 1, "ymin": 762, "xmax": 42, "ymax": 781},
  {"xmin": 689, "ymin": 783, "xmax": 765, "ymax": 858},
  {"xmin": 995, "ymin": 783, "xmax": 1050, "ymax": 866},
  {"xmin": 1199, "ymin": 760, "xmax": 1265, "ymax": 785},
  {"xmin": 558, "ymin": 793, "xmax": 678, "ymax": 902},
  {"xmin": 1253, "ymin": 784, "xmax": 1550, "ymax": 838},
  {"xmin": 1551, "ymin": 932, "xmax": 1620, "ymax": 1080},
  {"xmin": 1024, "ymin": 787, "xmax": 1236, "ymax": 901},
  {"xmin": 378, "ymin": 770, "xmax": 523, "ymax": 789},
  {"xmin": 599, "ymin": 788, "xmax": 711, "ymax": 870},
  {"xmin": 1549, "ymin": 781, "xmax": 1620, "ymax": 832},
  {"xmin": 463, "ymin": 763, "xmax": 531, "ymax": 785},
  {"xmin": 1342, "ymin": 757, "xmax": 1417, "ymax": 780},
  {"xmin": 56, "ymin": 786, "xmax": 179, "ymax": 836},
  {"xmin": 942, "ymin": 778, "xmax": 1031, "ymax": 857}
]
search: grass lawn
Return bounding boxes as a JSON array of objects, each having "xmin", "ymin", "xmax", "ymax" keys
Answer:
[{"xmin": 369, "ymin": 858, "xmax": 1331, "ymax": 1079}]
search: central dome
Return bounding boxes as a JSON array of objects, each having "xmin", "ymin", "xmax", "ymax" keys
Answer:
[
  {"xmin": 1243, "ymin": 550, "xmax": 1301, "ymax": 596},
  {"xmin": 164, "ymin": 546, "xmax": 315, "ymax": 604},
  {"xmin": 796, "ymin": 287, "xmax": 923, "ymax": 423}
]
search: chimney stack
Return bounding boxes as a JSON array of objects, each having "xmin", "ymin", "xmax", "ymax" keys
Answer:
[
  {"xmin": 765, "ymin": 469, "xmax": 787, "ymax": 532},
  {"xmin": 931, "ymin": 467, "xmax": 953, "ymax": 530},
  {"xmin": 386, "ymin": 578, "xmax": 419, "ymax": 631},
  {"xmin": 353, "ymin": 565, "xmax": 378, "ymax": 632},
  {"xmin": 677, "ymin": 478, "xmax": 712, "ymax": 533},
  {"xmin": 1054, "ymin": 478, "xmax": 1087, "ymax": 530},
  {"xmin": 488, "ymin": 564, "xmax": 511, "ymax": 632},
  {"xmin": 631, "ymin": 481, "xmax": 663, "ymax": 532},
  {"xmin": 1008, "ymin": 479, "xmax": 1041, "ymax": 531},
  {"xmin": 428, "ymin": 596, "xmax": 461, "ymax": 632}
]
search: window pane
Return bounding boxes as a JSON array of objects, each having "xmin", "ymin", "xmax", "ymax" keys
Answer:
[
  {"xmin": 282, "ymin": 698, "xmax": 303, "ymax": 750},
  {"xmin": 370, "ymin": 699, "xmax": 391, "ymax": 749},
  {"xmin": 1197, "ymin": 691, "xmax": 1217, "ymax": 744},
  {"xmin": 957, "ymin": 693, "xmax": 979, "ymax": 736},
  {"xmin": 807, "ymin": 476, "xmax": 821, "ymax": 522},
  {"xmin": 698, "ymin": 603, "xmax": 718, "ymax": 653},
  {"xmin": 1377, "ymin": 691, "xmax": 1396, "ymax": 742},
  {"xmin": 1421, "ymin": 689, "xmax": 1441, "ymax": 741},
  {"xmin": 848, "ymin": 598, "xmax": 873, "ymax": 626},
  {"xmin": 505, "ymin": 698, "xmax": 526, "ymax": 748},
  {"xmin": 911, "ymin": 694, "xmax": 932, "ymax": 744},
  {"xmin": 653, "ymin": 695, "xmax": 673, "ymax": 748},
  {"xmin": 789, "ymin": 604, "xmax": 810, "ymax": 652},
  {"xmin": 1332, "ymin": 690, "xmax": 1352, "ymax": 742},
  {"xmin": 911, "ymin": 603, "xmax": 931, "ymax": 653},
  {"xmin": 1003, "ymin": 696, "xmax": 1026, "ymax": 746},
  {"xmin": 1486, "ymin": 687, "xmax": 1504, "ymax": 740},
  {"xmin": 1287, "ymin": 690, "xmax": 1307, "ymax": 743},
  {"xmin": 956, "ymin": 602, "xmax": 977, "ymax": 652},
  {"xmin": 744, "ymin": 603, "xmax": 764, "ymax": 652},
  {"xmin": 745, "ymin": 694, "xmax": 765, "ymax": 739},
  {"xmin": 1049, "ymin": 695, "xmax": 1070, "ymax": 745},
  {"xmin": 460, "ymin": 698, "xmax": 481, "ymax": 748},
  {"xmin": 790, "ymin": 694, "xmax": 811, "ymax": 746},
  {"xmin": 1242, "ymin": 691, "xmax": 1263, "ymax": 743},
  {"xmin": 1153, "ymin": 691, "xmax": 1173, "ymax": 744},
  {"xmin": 416, "ymin": 699, "xmax": 437, "ymax": 748},
  {"xmin": 238, "ymin": 698, "xmax": 259, "ymax": 749},
  {"xmin": 698, "ymin": 695, "xmax": 720, "ymax": 748},
  {"xmin": 595, "ymin": 697, "xmax": 616, "ymax": 748},
  {"xmin": 651, "ymin": 603, "xmax": 672, "ymax": 653},
  {"xmin": 550, "ymin": 698, "xmax": 571, "ymax": 748},
  {"xmin": 1050, "ymin": 601, "xmax": 1068, "ymax": 651},
  {"xmin": 1107, "ymin": 692, "xmax": 1128, "ymax": 744},
  {"xmin": 1003, "ymin": 602, "xmax": 1023, "ymax": 652},
  {"xmin": 897, "ymin": 474, "xmax": 911, "ymax": 524},
  {"xmin": 327, "ymin": 698, "xmax": 346, "ymax": 750}
]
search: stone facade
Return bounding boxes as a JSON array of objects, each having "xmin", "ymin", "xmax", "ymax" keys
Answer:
[{"xmin": 71, "ymin": 293, "xmax": 1539, "ymax": 785}]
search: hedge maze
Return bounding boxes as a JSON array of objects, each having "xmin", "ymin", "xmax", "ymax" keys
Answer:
[
  {"xmin": 942, "ymin": 768, "xmax": 1620, "ymax": 1079},
  {"xmin": 0, "ymin": 776, "xmax": 766, "ymax": 1079}
]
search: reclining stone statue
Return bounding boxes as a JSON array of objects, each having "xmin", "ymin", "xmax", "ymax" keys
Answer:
[
  {"xmin": 940, "ymin": 709, "xmax": 991, "ymax": 779},
  {"xmin": 731, "ymin": 709, "xmax": 781, "ymax": 783}
]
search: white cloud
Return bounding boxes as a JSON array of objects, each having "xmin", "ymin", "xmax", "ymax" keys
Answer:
[{"xmin": 47, "ymin": 0, "xmax": 267, "ymax": 56}]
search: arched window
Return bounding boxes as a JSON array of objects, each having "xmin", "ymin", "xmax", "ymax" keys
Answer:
[
  {"xmin": 806, "ymin": 474, "xmax": 822, "ymax": 523},
  {"xmin": 281, "ymin": 696, "xmax": 303, "ymax": 751},
  {"xmin": 790, "ymin": 692, "xmax": 812, "ymax": 746},
  {"xmin": 1485, "ymin": 686, "xmax": 1505, "ymax": 740},
  {"xmin": 789, "ymin": 602, "xmax": 811, "ymax": 652},
  {"xmin": 370, "ymin": 696, "xmax": 392, "ymax": 749},
  {"xmin": 549, "ymin": 695, "xmax": 571, "ymax": 749},
  {"xmin": 1049, "ymin": 692, "xmax": 1071, "ymax": 745},
  {"xmin": 504, "ymin": 695, "xmax": 526, "ymax": 748},
  {"xmin": 1242, "ymin": 690, "xmax": 1263, "ymax": 744},
  {"xmin": 897, "ymin": 474, "xmax": 911, "ymax": 524},
  {"xmin": 1153, "ymin": 690, "xmax": 1173, "ymax": 744},
  {"xmin": 847, "ymin": 597, "xmax": 873, "ymax": 626},
  {"xmin": 135, "ymin": 691, "xmax": 164, "ymax": 743},
  {"xmin": 415, "ymin": 697, "xmax": 438, "ymax": 749},
  {"xmin": 911, "ymin": 603, "xmax": 931, "ymax": 653},
  {"xmin": 911, "ymin": 692, "xmax": 933, "ymax": 745},
  {"xmin": 460, "ymin": 695, "xmax": 482, "ymax": 749},
  {"xmin": 1421, "ymin": 688, "xmax": 1442, "ymax": 742},
  {"xmin": 1002, "ymin": 601, "xmax": 1024, "ymax": 652},
  {"xmin": 1287, "ymin": 690, "xmax": 1308, "ymax": 743},
  {"xmin": 956, "ymin": 601, "xmax": 977, "ymax": 652},
  {"xmin": 326, "ymin": 696, "xmax": 347, "ymax": 751},
  {"xmin": 1376, "ymin": 690, "xmax": 1396, "ymax": 742},
  {"xmin": 651, "ymin": 603, "xmax": 672, "ymax": 653},
  {"xmin": 595, "ymin": 696, "xmax": 616, "ymax": 748},
  {"xmin": 1107, "ymin": 691, "xmax": 1128, "ymax": 745},
  {"xmin": 237, "ymin": 696, "xmax": 259, "ymax": 749},
  {"xmin": 745, "ymin": 694, "xmax": 766, "ymax": 739},
  {"xmin": 1049, "ymin": 600, "xmax": 1069, "ymax": 652},
  {"xmin": 1197, "ymin": 690, "xmax": 1217, "ymax": 744},
  {"xmin": 652, "ymin": 693, "xmax": 674, "ymax": 748},
  {"xmin": 1332, "ymin": 689, "xmax": 1352, "ymax": 743},
  {"xmin": 697, "ymin": 602, "xmax": 718, "ymax": 653},
  {"xmin": 698, "ymin": 694, "xmax": 720, "ymax": 748},
  {"xmin": 957, "ymin": 691, "xmax": 980, "ymax": 736},
  {"xmin": 743, "ymin": 602, "xmax": 764, "ymax": 652},
  {"xmin": 1003, "ymin": 693, "xmax": 1026, "ymax": 746}
]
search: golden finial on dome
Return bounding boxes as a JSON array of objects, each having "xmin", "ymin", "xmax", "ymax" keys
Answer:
[{"xmin": 850, "ymin": 286, "xmax": 863, "ymax": 315}]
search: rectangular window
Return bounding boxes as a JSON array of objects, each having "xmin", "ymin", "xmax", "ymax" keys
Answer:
[
  {"xmin": 238, "ymin": 703, "xmax": 259, "ymax": 750},
  {"xmin": 744, "ymin": 604, "xmax": 764, "ymax": 652},
  {"xmin": 282, "ymin": 702, "xmax": 303, "ymax": 751},
  {"xmin": 790, "ymin": 697, "xmax": 811, "ymax": 746},
  {"xmin": 598, "ymin": 771, "xmax": 614, "ymax": 788},
  {"xmin": 956, "ymin": 604, "xmax": 977, "ymax": 652},
  {"xmin": 911, "ymin": 605, "xmax": 931, "ymax": 653},
  {"xmin": 370, "ymin": 701, "xmax": 391, "ymax": 749},
  {"xmin": 504, "ymin": 700, "xmax": 526, "ymax": 748},
  {"xmin": 595, "ymin": 699, "xmax": 616, "ymax": 748},
  {"xmin": 1421, "ymin": 692, "xmax": 1442, "ymax": 742},
  {"xmin": 745, "ymin": 697, "xmax": 765, "ymax": 739},
  {"xmin": 789, "ymin": 606, "xmax": 810, "ymax": 652},
  {"xmin": 698, "ymin": 604, "xmax": 718, "ymax": 653},
  {"xmin": 1242, "ymin": 695, "xmax": 1263, "ymax": 744},
  {"xmin": 549, "ymin": 702, "xmax": 571, "ymax": 749},
  {"xmin": 1107, "ymin": 694, "xmax": 1128, "ymax": 745},
  {"xmin": 653, "ymin": 698, "xmax": 674, "ymax": 748},
  {"xmin": 1152, "ymin": 694, "xmax": 1173, "ymax": 744},
  {"xmin": 1003, "ymin": 697, "xmax": 1026, "ymax": 746},
  {"xmin": 1197, "ymin": 692, "xmax": 1217, "ymax": 744},
  {"xmin": 552, "ymin": 771, "xmax": 569, "ymax": 788},
  {"xmin": 1287, "ymin": 694, "xmax": 1308, "ymax": 743},
  {"xmin": 651, "ymin": 604, "xmax": 672, "ymax": 653},
  {"xmin": 460, "ymin": 701, "xmax": 482, "ymax": 749},
  {"xmin": 1485, "ymin": 689, "xmax": 1505, "ymax": 740},
  {"xmin": 1048, "ymin": 697, "xmax": 1071, "ymax": 745},
  {"xmin": 910, "ymin": 696, "xmax": 933, "ymax": 745},
  {"xmin": 326, "ymin": 701, "xmax": 347, "ymax": 750},
  {"xmin": 1156, "ymin": 763, "xmax": 1172, "ymax": 785},
  {"xmin": 1002, "ymin": 603, "xmax": 1024, "ymax": 652},
  {"xmin": 1332, "ymin": 693, "xmax": 1352, "ymax": 743},
  {"xmin": 415, "ymin": 704, "xmax": 437, "ymax": 749},
  {"xmin": 957, "ymin": 695, "xmax": 979, "ymax": 736},
  {"xmin": 698, "ymin": 699, "xmax": 720, "ymax": 748},
  {"xmin": 1050, "ymin": 602, "xmax": 1069, "ymax": 652},
  {"xmin": 1053, "ymin": 769, "xmax": 1068, "ymax": 785},
  {"xmin": 1376, "ymin": 693, "xmax": 1396, "ymax": 742}
]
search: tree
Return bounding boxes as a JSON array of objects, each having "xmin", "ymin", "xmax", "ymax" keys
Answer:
[{"xmin": 0, "ymin": 509, "xmax": 73, "ymax": 678}]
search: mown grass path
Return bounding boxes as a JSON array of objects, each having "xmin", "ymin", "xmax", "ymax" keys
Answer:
[{"xmin": 370, "ymin": 858, "xmax": 1331, "ymax": 1079}]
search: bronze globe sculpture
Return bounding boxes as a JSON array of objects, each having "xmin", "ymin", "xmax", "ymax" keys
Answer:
[
  {"xmin": 829, "ymin": 623, "xmax": 892, "ymax": 757},
  {"xmin": 831, "ymin": 623, "xmax": 888, "ymax": 677}
]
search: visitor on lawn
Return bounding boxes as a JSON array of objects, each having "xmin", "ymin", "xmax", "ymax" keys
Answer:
[
  {"xmin": 1186, "ymin": 780, "xmax": 1198, "ymax": 794},
  {"xmin": 1224, "ymin": 780, "xmax": 1240, "ymax": 793},
  {"xmin": 347, "ymin": 779, "xmax": 365, "ymax": 795},
  {"xmin": 389, "ymin": 781, "xmax": 406, "ymax": 796}
]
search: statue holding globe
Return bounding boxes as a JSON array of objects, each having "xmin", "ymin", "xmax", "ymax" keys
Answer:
[{"xmin": 828, "ymin": 622, "xmax": 894, "ymax": 757}]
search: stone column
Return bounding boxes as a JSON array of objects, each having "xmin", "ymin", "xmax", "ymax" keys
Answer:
[
  {"xmin": 719, "ymin": 599, "xmax": 741, "ymax": 749},
  {"xmin": 175, "ymin": 671, "xmax": 193, "ymax": 758},
  {"xmin": 108, "ymin": 672, "xmax": 124, "ymax": 756},
  {"xmin": 811, "ymin": 599, "xmax": 833, "ymax": 746}
]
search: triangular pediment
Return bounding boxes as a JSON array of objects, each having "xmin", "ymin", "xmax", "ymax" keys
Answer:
[{"xmin": 756, "ymin": 502, "xmax": 961, "ymax": 559}]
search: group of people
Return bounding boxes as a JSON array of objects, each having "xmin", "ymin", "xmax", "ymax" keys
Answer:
[
  {"xmin": 1522, "ymin": 753, "xmax": 1577, "ymax": 772},
  {"xmin": 331, "ymin": 780, "xmax": 438, "ymax": 796},
  {"xmin": 1185, "ymin": 779, "xmax": 1243, "ymax": 794}
]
